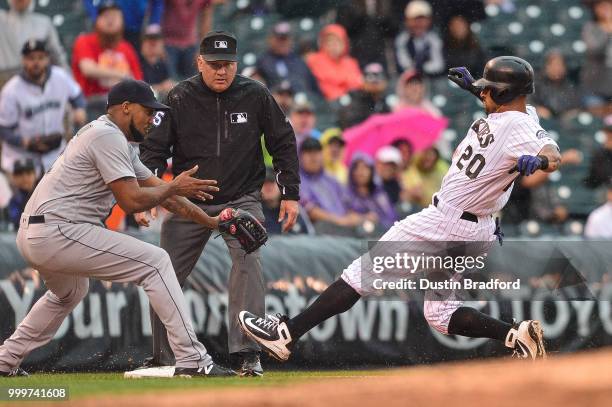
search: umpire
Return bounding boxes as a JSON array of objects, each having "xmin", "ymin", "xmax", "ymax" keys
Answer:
[{"xmin": 138, "ymin": 31, "xmax": 300, "ymax": 376}]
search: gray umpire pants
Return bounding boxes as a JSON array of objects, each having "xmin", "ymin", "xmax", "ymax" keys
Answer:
[
  {"xmin": 0, "ymin": 216, "xmax": 212, "ymax": 372},
  {"xmin": 151, "ymin": 191, "xmax": 265, "ymax": 364}
]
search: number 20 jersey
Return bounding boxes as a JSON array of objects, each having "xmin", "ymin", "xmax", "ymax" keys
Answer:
[{"xmin": 436, "ymin": 105, "xmax": 558, "ymax": 217}]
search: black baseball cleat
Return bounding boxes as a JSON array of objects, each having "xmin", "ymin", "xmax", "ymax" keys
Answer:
[
  {"xmin": 238, "ymin": 311, "xmax": 293, "ymax": 362},
  {"xmin": 174, "ymin": 362, "xmax": 236, "ymax": 378},
  {"xmin": 505, "ymin": 320, "xmax": 547, "ymax": 360},
  {"xmin": 237, "ymin": 352, "xmax": 263, "ymax": 377},
  {"xmin": 0, "ymin": 367, "xmax": 29, "ymax": 377}
]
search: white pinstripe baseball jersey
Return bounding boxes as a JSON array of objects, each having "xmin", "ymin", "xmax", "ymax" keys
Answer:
[
  {"xmin": 340, "ymin": 106, "xmax": 558, "ymax": 333},
  {"xmin": 437, "ymin": 105, "xmax": 558, "ymax": 216}
]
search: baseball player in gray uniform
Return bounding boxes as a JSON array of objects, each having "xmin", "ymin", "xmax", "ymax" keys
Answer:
[{"xmin": 0, "ymin": 79, "xmax": 234, "ymax": 378}]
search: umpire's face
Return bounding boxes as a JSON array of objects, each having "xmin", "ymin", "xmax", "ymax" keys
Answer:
[{"xmin": 197, "ymin": 56, "xmax": 237, "ymax": 93}]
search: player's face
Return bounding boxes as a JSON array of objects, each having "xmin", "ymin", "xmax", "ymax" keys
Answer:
[
  {"xmin": 22, "ymin": 51, "xmax": 49, "ymax": 81},
  {"xmin": 480, "ymin": 88, "xmax": 499, "ymax": 114},
  {"xmin": 198, "ymin": 58, "xmax": 238, "ymax": 93},
  {"xmin": 127, "ymin": 103, "xmax": 156, "ymax": 142}
]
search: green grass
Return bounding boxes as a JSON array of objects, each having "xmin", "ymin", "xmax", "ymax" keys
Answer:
[{"xmin": 0, "ymin": 370, "xmax": 380, "ymax": 401}]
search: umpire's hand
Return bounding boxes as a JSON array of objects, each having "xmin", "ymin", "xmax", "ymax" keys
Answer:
[{"xmin": 279, "ymin": 200, "xmax": 298, "ymax": 233}]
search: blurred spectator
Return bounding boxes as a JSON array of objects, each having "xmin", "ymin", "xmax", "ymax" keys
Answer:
[
  {"xmin": 261, "ymin": 167, "xmax": 313, "ymax": 234},
  {"xmin": 290, "ymin": 101, "xmax": 321, "ymax": 147},
  {"xmin": 306, "ymin": 24, "xmax": 363, "ymax": 100},
  {"xmin": 443, "ymin": 14, "xmax": 486, "ymax": 74},
  {"xmin": 392, "ymin": 138, "xmax": 415, "ymax": 172},
  {"xmin": 299, "ymin": 137, "xmax": 364, "ymax": 230},
  {"xmin": 0, "ymin": 0, "xmax": 68, "ymax": 85},
  {"xmin": 584, "ymin": 180, "xmax": 612, "ymax": 238},
  {"xmin": 84, "ymin": 0, "xmax": 163, "ymax": 50},
  {"xmin": 375, "ymin": 145, "xmax": 404, "ymax": 205},
  {"xmin": 271, "ymin": 80, "xmax": 294, "ymax": 114},
  {"xmin": 139, "ymin": 26, "xmax": 174, "ymax": 97},
  {"xmin": 394, "ymin": 1, "xmax": 445, "ymax": 77},
  {"xmin": 585, "ymin": 114, "xmax": 612, "ymax": 188},
  {"xmin": 484, "ymin": 0, "xmax": 516, "ymax": 14},
  {"xmin": 347, "ymin": 154, "xmax": 398, "ymax": 229},
  {"xmin": 0, "ymin": 40, "xmax": 86, "ymax": 177},
  {"xmin": 402, "ymin": 146, "xmax": 448, "ymax": 207},
  {"xmin": 276, "ymin": 0, "xmax": 340, "ymax": 18},
  {"xmin": 531, "ymin": 50, "xmax": 581, "ymax": 120},
  {"xmin": 162, "ymin": 0, "xmax": 226, "ymax": 80},
  {"xmin": 7, "ymin": 158, "xmax": 36, "ymax": 230},
  {"xmin": 256, "ymin": 22, "xmax": 320, "ymax": 95},
  {"xmin": 241, "ymin": 66, "xmax": 266, "ymax": 85},
  {"xmin": 320, "ymin": 128, "xmax": 348, "ymax": 184},
  {"xmin": 581, "ymin": 0, "xmax": 612, "ymax": 117},
  {"xmin": 0, "ymin": 170, "xmax": 11, "ymax": 229},
  {"xmin": 336, "ymin": 0, "xmax": 399, "ymax": 70},
  {"xmin": 504, "ymin": 149, "xmax": 583, "ymax": 224},
  {"xmin": 393, "ymin": 70, "xmax": 442, "ymax": 116},
  {"xmin": 338, "ymin": 62, "xmax": 391, "ymax": 129},
  {"xmin": 72, "ymin": 3, "xmax": 143, "ymax": 117}
]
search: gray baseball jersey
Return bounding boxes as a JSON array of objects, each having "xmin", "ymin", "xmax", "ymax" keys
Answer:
[
  {"xmin": 0, "ymin": 66, "xmax": 81, "ymax": 174},
  {"xmin": 25, "ymin": 115, "xmax": 152, "ymax": 224},
  {"xmin": 0, "ymin": 115, "xmax": 213, "ymax": 372}
]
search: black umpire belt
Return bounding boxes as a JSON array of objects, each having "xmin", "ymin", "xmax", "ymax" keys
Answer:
[
  {"xmin": 433, "ymin": 196, "xmax": 478, "ymax": 223},
  {"xmin": 28, "ymin": 215, "xmax": 46, "ymax": 224}
]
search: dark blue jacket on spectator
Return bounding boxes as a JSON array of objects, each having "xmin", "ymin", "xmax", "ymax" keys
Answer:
[{"xmin": 256, "ymin": 51, "xmax": 320, "ymax": 95}]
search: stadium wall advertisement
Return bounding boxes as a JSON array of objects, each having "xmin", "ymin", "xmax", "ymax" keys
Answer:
[{"xmin": 1, "ymin": 232, "xmax": 611, "ymax": 371}]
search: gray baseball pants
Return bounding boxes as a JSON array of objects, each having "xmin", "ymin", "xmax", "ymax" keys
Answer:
[
  {"xmin": 150, "ymin": 191, "xmax": 265, "ymax": 365},
  {"xmin": 0, "ymin": 215, "xmax": 212, "ymax": 372}
]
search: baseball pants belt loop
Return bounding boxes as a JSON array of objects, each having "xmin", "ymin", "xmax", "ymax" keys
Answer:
[
  {"xmin": 433, "ymin": 195, "xmax": 478, "ymax": 223},
  {"xmin": 28, "ymin": 215, "xmax": 46, "ymax": 224}
]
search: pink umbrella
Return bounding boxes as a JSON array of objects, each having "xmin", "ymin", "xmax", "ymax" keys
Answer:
[{"xmin": 343, "ymin": 107, "xmax": 448, "ymax": 164}]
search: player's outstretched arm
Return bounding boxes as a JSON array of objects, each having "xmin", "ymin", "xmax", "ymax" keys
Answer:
[
  {"xmin": 135, "ymin": 173, "xmax": 220, "ymax": 229},
  {"xmin": 109, "ymin": 166, "xmax": 217, "ymax": 215}
]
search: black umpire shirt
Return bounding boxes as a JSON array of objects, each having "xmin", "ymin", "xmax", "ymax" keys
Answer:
[{"xmin": 140, "ymin": 74, "xmax": 300, "ymax": 205}]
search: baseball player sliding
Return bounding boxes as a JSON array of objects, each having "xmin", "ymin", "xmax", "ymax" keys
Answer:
[
  {"xmin": 239, "ymin": 56, "xmax": 561, "ymax": 362},
  {"xmin": 0, "ymin": 79, "xmax": 268, "ymax": 378}
]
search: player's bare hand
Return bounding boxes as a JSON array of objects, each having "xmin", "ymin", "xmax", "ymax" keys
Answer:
[
  {"xmin": 171, "ymin": 165, "xmax": 219, "ymax": 200},
  {"xmin": 134, "ymin": 207, "xmax": 158, "ymax": 227},
  {"xmin": 278, "ymin": 200, "xmax": 298, "ymax": 232}
]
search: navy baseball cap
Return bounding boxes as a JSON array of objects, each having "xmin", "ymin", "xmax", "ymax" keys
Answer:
[
  {"xmin": 200, "ymin": 31, "xmax": 237, "ymax": 62},
  {"xmin": 21, "ymin": 39, "xmax": 48, "ymax": 55},
  {"xmin": 107, "ymin": 80, "xmax": 169, "ymax": 110}
]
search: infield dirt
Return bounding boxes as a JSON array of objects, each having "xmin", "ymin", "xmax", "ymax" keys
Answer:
[{"xmin": 40, "ymin": 347, "xmax": 612, "ymax": 407}]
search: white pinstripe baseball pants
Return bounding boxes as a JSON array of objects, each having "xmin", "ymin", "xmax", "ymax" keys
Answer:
[{"xmin": 341, "ymin": 198, "xmax": 496, "ymax": 334}]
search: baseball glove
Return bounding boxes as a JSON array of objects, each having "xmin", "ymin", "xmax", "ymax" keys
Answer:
[
  {"xmin": 25, "ymin": 133, "xmax": 64, "ymax": 154},
  {"xmin": 218, "ymin": 208, "xmax": 268, "ymax": 254}
]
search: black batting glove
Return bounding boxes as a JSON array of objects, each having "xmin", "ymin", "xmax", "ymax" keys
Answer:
[{"xmin": 448, "ymin": 67, "xmax": 483, "ymax": 99}]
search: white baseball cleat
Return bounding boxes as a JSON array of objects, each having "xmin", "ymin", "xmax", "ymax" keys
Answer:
[
  {"xmin": 505, "ymin": 320, "xmax": 547, "ymax": 360},
  {"xmin": 238, "ymin": 311, "xmax": 293, "ymax": 361}
]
